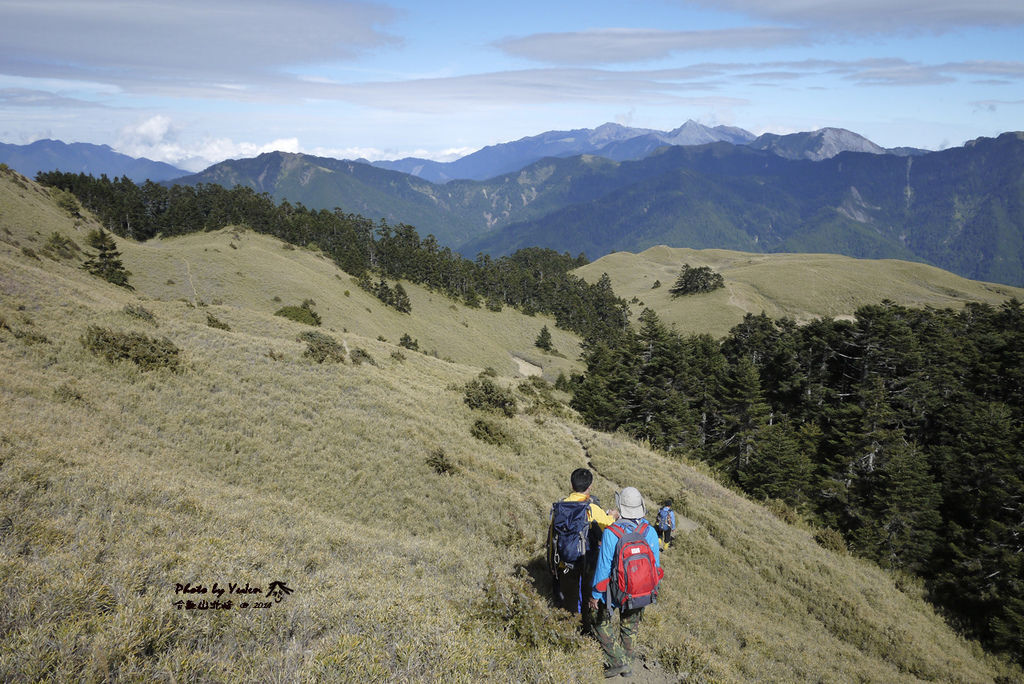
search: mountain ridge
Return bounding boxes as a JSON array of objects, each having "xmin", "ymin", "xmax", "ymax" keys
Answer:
[
  {"xmin": 0, "ymin": 138, "xmax": 187, "ymax": 183},
  {"xmin": 370, "ymin": 120, "xmax": 919, "ymax": 182}
]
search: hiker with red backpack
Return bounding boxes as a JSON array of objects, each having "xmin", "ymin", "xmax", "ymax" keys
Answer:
[
  {"xmin": 589, "ymin": 486, "xmax": 663, "ymax": 678},
  {"xmin": 548, "ymin": 468, "xmax": 619, "ymax": 630}
]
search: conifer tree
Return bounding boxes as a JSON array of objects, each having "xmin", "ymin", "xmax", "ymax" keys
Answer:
[
  {"xmin": 739, "ymin": 418, "xmax": 813, "ymax": 506},
  {"xmin": 875, "ymin": 440, "xmax": 940, "ymax": 573},
  {"xmin": 622, "ymin": 309, "xmax": 695, "ymax": 451},
  {"xmin": 392, "ymin": 282, "xmax": 412, "ymax": 313},
  {"xmin": 82, "ymin": 228, "xmax": 133, "ymax": 289},
  {"xmin": 716, "ymin": 356, "xmax": 770, "ymax": 479},
  {"xmin": 534, "ymin": 325, "xmax": 553, "ymax": 351}
]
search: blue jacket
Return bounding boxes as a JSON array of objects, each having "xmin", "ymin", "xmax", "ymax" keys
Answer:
[
  {"xmin": 591, "ymin": 518, "xmax": 661, "ymax": 606},
  {"xmin": 657, "ymin": 507, "xmax": 676, "ymax": 530}
]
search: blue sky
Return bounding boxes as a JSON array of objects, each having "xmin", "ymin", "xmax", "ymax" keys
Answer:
[{"xmin": 1, "ymin": 0, "xmax": 1021, "ymax": 171}]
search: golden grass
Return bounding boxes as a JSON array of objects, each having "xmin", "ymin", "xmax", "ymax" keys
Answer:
[
  {"xmin": 576, "ymin": 245, "xmax": 1024, "ymax": 337},
  {"xmin": 1, "ymin": 172, "xmax": 1019, "ymax": 682}
]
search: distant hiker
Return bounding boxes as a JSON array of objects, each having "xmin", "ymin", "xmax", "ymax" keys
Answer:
[
  {"xmin": 656, "ymin": 500, "xmax": 677, "ymax": 548},
  {"xmin": 548, "ymin": 468, "xmax": 619, "ymax": 630},
  {"xmin": 590, "ymin": 486, "xmax": 663, "ymax": 678}
]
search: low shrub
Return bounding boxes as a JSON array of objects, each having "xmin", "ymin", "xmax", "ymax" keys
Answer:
[
  {"xmin": 11, "ymin": 326, "xmax": 49, "ymax": 345},
  {"xmin": 206, "ymin": 313, "xmax": 231, "ymax": 331},
  {"xmin": 399, "ymin": 333, "xmax": 419, "ymax": 351},
  {"xmin": 43, "ymin": 232, "xmax": 79, "ymax": 259},
  {"xmin": 470, "ymin": 418, "xmax": 516, "ymax": 450},
  {"xmin": 123, "ymin": 303, "xmax": 157, "ymax": 326},
  {"xmin": 463, "ymin": 377, "xmax": 517, "ymax": 417},
  {"xmin": 426, "ymin": 447, "xmax": 459, "ymax": 475},
  {"xmin": 350, "ymin": 347, "xmax": 377, "ymax": 366},
  {"xmin": 81, "ymin": 325, "xmax": 181, "ymax": 371},
  {"xmin": 815, "ymin": 527, "xmax": 848, "ymax": 554},
  {"xmin": 274, "ymin": 299, "xmax": 321, "ymax": 326},
  {"xmin": 475, "ymin": 570, "xmax": 585, "ymax": 653},
  {"xmin": 764, "ymin": 498, "xmax": 802, "ymax": 526},
  {"xmin": 298, "ymin": 331, "xmax": 346, "ymax": 364}
]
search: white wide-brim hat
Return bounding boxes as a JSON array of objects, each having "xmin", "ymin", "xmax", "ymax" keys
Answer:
[{"xmin": 616, "ymin": 487, "xmax": 647, "ymax": 519}]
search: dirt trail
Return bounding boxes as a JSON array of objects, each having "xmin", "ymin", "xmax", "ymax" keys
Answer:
[
  {"xmin": 557, "ymin": 424, "xmax": 688, "ymax": 682},
  {"xmin": 511, "ymin": 354, "xmax": 543, "ymax": 377}
]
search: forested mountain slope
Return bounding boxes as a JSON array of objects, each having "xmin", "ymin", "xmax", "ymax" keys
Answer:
[
  {"xmin": 172, "ymin": 133, "xmax": 1024, "ymax": 288},
  {"xmin": 467, "ymin": 133, "xmax": 1024, "ymax": 287}
]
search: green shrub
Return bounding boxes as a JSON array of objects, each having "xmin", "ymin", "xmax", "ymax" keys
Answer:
[
  {"xmin": 399, "ymin": 333, "xmax": 419, "ymax": 351},
  {"xmin": 274, "ymin": 300, "xmax": 321, "ymax": 326},
  {"xmin": 426, "ymin": 447, "xmax": 459, "ymax": 475},
  {"xmin": 815, "ymin": 527, "xmax": 848, "ymax": 554},
  {"xmin": 298, "ymin": 331, "xmax": 346, "ymax": 363},
  {"xmin": 206, "ymin": 313, "xmax": 231, "ymax": 331},
  {"xmin": 463, "ymin": 378, "xmax": 517, "ymax": 417},
  {"xmin": 470, "ymin": 418, "xmax": 516, "ymax": 450},
  {"xmin": 51, "ymin": 187, "xmax": 81, "ymax": 216},
  {"xmin": 81, "ymin": 325, "xmax": 181, "ymax": 371},
  {"xmin": 350, "ymin": 347, "xmax": 377, "ymax": 366},
  {"xmin": 43, "ymin": 232, "xmax": 79, "ymax": 259},
  {"xmin": 764, "ymin": 498, "xmax": 802, "ymax": 526}
]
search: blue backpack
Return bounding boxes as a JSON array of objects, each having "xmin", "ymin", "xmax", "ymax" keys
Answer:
[
  {"xmin": 656, "ymin": 507, "xmax": 673, "ymax": 532},
  {"xmin": 550, "ymin": 500, "xmax": 592, "ymax": 569}
]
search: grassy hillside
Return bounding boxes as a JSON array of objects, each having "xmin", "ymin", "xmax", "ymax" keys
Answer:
[
  {"xmin": 577, "ymin": 245, "xmax": 1024, "ymax": 338},
  {"xmin": 1, "ymin": 168, "xmax": 1019, "ymax": 681}
]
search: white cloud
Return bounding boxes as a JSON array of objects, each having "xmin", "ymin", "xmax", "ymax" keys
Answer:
[
  {"xmin": 495, "ymin": 27, "xmax": 811, "ymax": 64},
  {"xmin": 0, "ymin": 0, "xmax": 400, "ymax": 95},
  {"xmin": 112, "ymin": 115, "xmax": 302, "ymax": 170},
  {"xmin": 677, "ymin": 0, "xmax": 1024, "ymax": 32}
]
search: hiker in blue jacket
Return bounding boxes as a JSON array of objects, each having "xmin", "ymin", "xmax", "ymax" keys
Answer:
[
  {"xmin": 589, "ymin": 486, "xmax": 662, "ymax": 678},
  {"xmin": 656, "ymin": 499, "xmax": 677, "ymax": 548}
]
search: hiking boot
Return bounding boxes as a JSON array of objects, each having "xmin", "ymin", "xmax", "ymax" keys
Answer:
[{"xmin": 604, "ymin": 663, "xmax": 630, "ymax": 678}]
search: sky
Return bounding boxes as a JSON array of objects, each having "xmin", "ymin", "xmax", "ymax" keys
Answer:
[{"xmin": 0, "ymin": 0, "xmax": 1022, "ymax": 172}]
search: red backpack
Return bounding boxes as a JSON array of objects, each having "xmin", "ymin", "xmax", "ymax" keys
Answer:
[{"xmin": 602, "ymin": 521, "xmax": 664, "ymax": 610}]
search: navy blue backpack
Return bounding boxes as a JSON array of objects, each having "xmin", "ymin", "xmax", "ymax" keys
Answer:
[{"xmin": 550, "ymin": 500, "xmax": 592, "ymax": 570}]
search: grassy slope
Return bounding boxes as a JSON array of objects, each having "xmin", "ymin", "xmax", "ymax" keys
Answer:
[
  {"xmin": 576, "ymin": 245, "xmax": 1024, "ymax": 338},
  {"xmin": 1, "ymin": 170, "xmax": 1018, "ymax": 682}
]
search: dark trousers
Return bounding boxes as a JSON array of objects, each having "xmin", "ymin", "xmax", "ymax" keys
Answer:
[
  {"xmin": 555, "ymin": 564, "xmax": 593, "ymax": 631},
  {"xmin": 659, "ymin": 527, "xmax": 673, "ymax": 545}
]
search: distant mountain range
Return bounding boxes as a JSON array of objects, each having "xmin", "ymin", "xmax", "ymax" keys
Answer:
[
  {"xmin": 176, "ymin": 132, "xmax": 1024, "ymax": 287},
  {"xmin": 460, "ymin": 133, "xmax": 1024, "ymax": 288},
  {"xmin": 370, "ymin": 121, "xmax": 924, "ymax": 183},
  {"xmin": 7, "ymin": 124, "xmax": 1021, "ymax": 287},
  {"xmin": 0, "ymin": 139, "xmax": 187, "ymax": 183}
]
